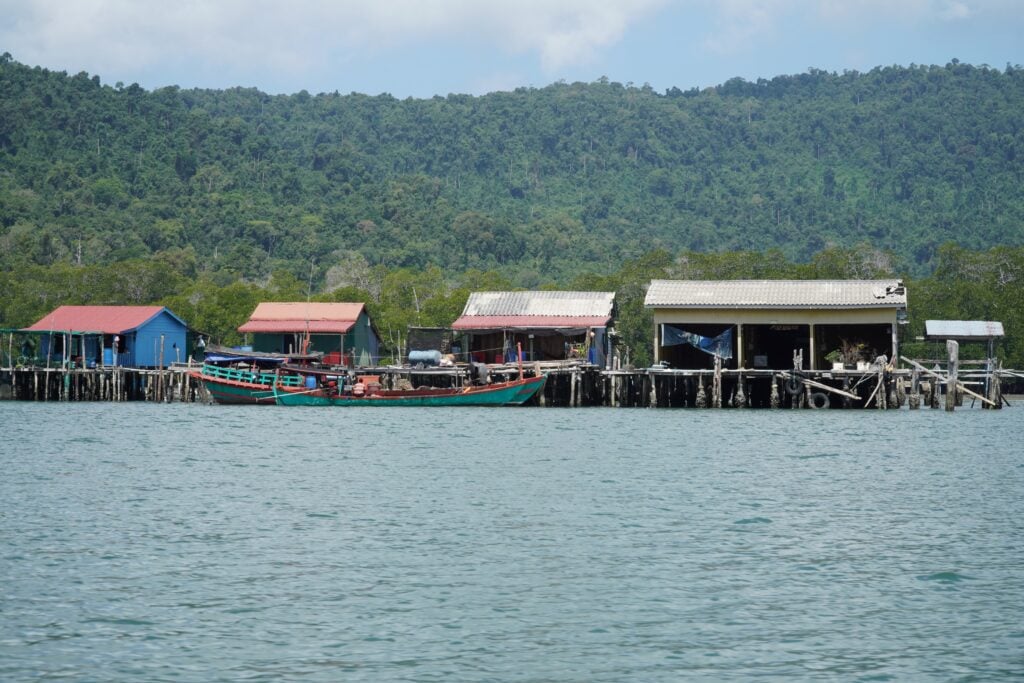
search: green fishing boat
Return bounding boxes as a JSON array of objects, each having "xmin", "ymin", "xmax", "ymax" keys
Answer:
[
  {"xmin": 191, "ymin": 363, "xmax": 306, "ymax": 404},
  {"xmin": 190, "ymin": 346, "xmax": 322, "ymax": 404},
  {"xmin": 273, "ymin": 373, "xmax": 546, "ymax": 407}
]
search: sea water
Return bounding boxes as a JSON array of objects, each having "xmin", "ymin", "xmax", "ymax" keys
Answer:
[{"xmin": 1, "ymin": 403, "xmax": 1022, "ymax": 681}]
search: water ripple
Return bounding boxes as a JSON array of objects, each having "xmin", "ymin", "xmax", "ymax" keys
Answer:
[{"xmin": 0, "ymin": 403, "xmax": 1022, "ymax": 681}]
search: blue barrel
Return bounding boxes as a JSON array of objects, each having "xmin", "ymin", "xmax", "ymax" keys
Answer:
[
  {"xmin": 409, "ymin": 349, "xmax": 442, "ymax": 366},
  {"xmin": 304, "ymin": 375, "xmax": 317, "ymax": 389}
]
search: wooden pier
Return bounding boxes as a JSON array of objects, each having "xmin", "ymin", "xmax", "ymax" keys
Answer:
[
  {"xmin": 0, "ymin": 355, "xmax": 1009, "ymax": 410},
  {"xmin": 0, "ymin": 363, "xmax": 202, "ymax": 403}
]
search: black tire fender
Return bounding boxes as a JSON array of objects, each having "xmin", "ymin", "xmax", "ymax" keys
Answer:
[{"xmin": 809, "ymin": 392, "xmax": 830, "ymax": 409}]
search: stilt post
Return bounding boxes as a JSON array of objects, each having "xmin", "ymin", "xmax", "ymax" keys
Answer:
[{"xmin": 945, "ymin": 341, "xmax": 959, "ymax": 412}]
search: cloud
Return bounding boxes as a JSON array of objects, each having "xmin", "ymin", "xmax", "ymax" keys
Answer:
[
  {"xmin": 694, "ymin": 0, "xmax": 1010, "ymax": 55},
  {"xmin": 2, "ymin": 0, "xmax": 1014, "ymax": 95},
  {"xmin": 0, "ymin": 0, "xmax": 668, "ymax": 87},
  {"xmin": 939, "ymin": 2, "xmax": 972, "ymax": 20},
  {"xmin": 698, "ymin": 0, "xmax": 790, "ymax": 55},
  {"xmin": 496, "ymin": 0, "xmax": 668, "ymax": 72},
  {"xmin": 468, "ymin": 70, "xmax": 532, "ymax": 96}
]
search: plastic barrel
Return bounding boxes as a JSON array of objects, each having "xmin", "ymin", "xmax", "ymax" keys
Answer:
[{"xmin": 409, "ymin": 349, "xmax": 442, "ymax": 366}]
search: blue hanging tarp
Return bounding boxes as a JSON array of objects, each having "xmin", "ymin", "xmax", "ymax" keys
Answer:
[
  {"xmin": 662, "ymin": 326, "xmax": 733, "ymax": 360},
  {"xmin": 203, "ymin": 352, "xmax": 286, "ymax": 364}
]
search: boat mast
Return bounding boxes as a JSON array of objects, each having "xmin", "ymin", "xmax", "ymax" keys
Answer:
[{"xmin": 301, "ymin": 258, "xmax": 314, "ymax": 355}]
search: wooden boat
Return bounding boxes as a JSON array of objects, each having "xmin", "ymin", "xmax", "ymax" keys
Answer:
[
  {"xmin": 191, "ymin": 363, "xmax": 306, "ymax": 404},
  {"xmin": 190, "ymin": 346, "xmax": 323, "ymax": 404},
  {"xmin": 273, "ymin": 373, "xmax": 546, "ymax": 407}
]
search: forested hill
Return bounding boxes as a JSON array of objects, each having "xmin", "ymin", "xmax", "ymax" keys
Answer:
[{"xmin": 1, "ymin": 55, "xmax": 1023, "ymax": 284}]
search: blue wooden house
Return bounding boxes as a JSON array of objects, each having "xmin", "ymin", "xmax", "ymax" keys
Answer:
[{"xmin": 24, "ymin": 305, "xmax": 188, "ymax": 368}]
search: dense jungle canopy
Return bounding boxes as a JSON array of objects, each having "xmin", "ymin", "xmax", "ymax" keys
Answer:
[{"xmin": 1, "ymin": 55, "xmax": 1022, "ymax": 366}]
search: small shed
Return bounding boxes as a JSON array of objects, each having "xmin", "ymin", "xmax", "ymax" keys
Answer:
[
  {"xmin": 406, "ymin": 327, "xmax": 452, "ymax": 356},
  {"xmin": 644, "ymin": 279, "xmax": 908, "ymax": 370},
  {"xmin": 925, "ymin": 320, "xmax": 1005, "ymax": 358},
  {"xmin": 452, "ymin": 291, "xmax": 615, "ymax": 365},
  {"xmin": 23, "ymin": 305, "xmax": 188, "ymax": 368},
  {"xmin": 238, "ymin": 302, "xmax": 380, "ymax": 366}
]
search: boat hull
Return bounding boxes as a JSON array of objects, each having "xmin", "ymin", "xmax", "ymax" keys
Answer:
[
  {"xmin": 191, "ymin": 372, "xmax": 277, "ymax": 405},
  {"xmin": 274, "ymin": 375, "xmax": 546, "ymax": 407}
]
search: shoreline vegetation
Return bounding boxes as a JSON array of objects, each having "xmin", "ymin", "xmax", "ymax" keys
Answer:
[
  {"xmin": 2, "ymin": 244, "xmax": 1021, "ymax": 369},
  {"xmin": 1, "ymin": 56, "xmax": 1021, "ymax": 367}
]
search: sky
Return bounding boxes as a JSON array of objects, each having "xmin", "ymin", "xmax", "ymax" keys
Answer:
[{"xmin": 1, "ymin": 0, "xmax": 1021, "ymax": 98}]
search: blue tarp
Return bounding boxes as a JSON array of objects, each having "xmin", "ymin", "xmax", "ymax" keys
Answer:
[
  {"xmin": 662, "ymin": 326, "xmax": 733, "ymax": 360},
  {"xmin": 204, "ymin": 353, "xmax": 285, "ymax": 364}
]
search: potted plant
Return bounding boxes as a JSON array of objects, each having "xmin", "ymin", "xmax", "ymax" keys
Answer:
[{"xmin": 828, "ymin": 339, "xmax": 868, "ymax": 370}]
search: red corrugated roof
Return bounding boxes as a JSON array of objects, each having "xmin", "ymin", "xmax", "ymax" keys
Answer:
[
  {"xmin": 238, "ymin": 320, "xmax": 356, "ymax": 334},
  {"xmin": 246, "ymin": 302, "xmax": 365, "ymax": 321},
  {"xmin": 24, "ymin": 306, "xmax": 167, "ymax": 334},
  {"xmin": 451, "ymin": 315, "xmax": 612, "ymax": 331},
  {"xmin": 239, "ymin": 302, "xmax": 364, "ymax": 334}
]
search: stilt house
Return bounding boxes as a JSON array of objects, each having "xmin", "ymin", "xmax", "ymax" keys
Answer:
[
  {"xmin": 23, "ymin": 305, "xmax": 188, "ymax": 368},
  {"xmin": 238, "ymin": 302, "xmax": 380, "ymax": 366},
  {"xmin": 644, "ymin": 280, "xmax": 908, "ymax": 370},
  {"xmin": 452, "ymin": 291, "xmax": 616, "ymax": 365}
]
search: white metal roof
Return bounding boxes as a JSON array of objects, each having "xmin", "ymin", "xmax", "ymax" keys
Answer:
[
  {"xmin": 645, "ymin": 279, "xmax": 907, "ymax": 309},
  {"xmin": 925, "ymin": 320, "xmax": 1005, "ymax": 340},
  {"xmin": 460, "ymin": 291, "xmax": 615, "ymax": 317}
]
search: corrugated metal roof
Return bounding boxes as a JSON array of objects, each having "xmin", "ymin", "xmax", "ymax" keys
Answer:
[
  {"xmin": 23, "ymin": 305, "xmax": 171, "ymax": 334},
  {"xmin": 238, "ymin": 320, "xmax": 356, "ymax": 334},
  {"xmin": 644, "ymin": 280, "xmax": 907, "ymax": 308},
  {"xmin": 239, "ymin": 302, "xmax": 365, "ymax": 333},
  {"xmin": 460, "ymin": 291, "xmax": 615, "ymax": 318},
  {"xmin": 452, "ymin": 315, "xmax": 612, "ymax": 331},
  {"xmin": 925, "ymin": 320, "xmax": 1004, "ymax": 340},
  {"xmin": 246, "ymin": 302, "xmax": 364, "ymax": 322}
]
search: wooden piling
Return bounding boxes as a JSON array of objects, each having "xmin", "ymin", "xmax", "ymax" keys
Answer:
[
  {"xmin": 876, "ymin": 366, "xmax": 886, "ymax": 410},
  {"xmin": 2, "ymin": 359, "xmax": 1015, "ymax": 411},
  {"xmin": 712, "ymin": 356, "xmax": 723, "ymax": 409},
  {"xmin": 908, "ymin": 368, "xmax": 920, "ymax": 409},
  {"xmin": 156, "ymin": 335, "xmax": 164, "ymax": 403},
  {"xmin": 734, "ymin": 374, "xmax": 746, "ymax": 408},
  {"xmin": 902, "ymin": 355, "xmax": 996, "ymax": 409},
  {"xmin": 945, "ymin": 341, "xmax": 959, "ymax": 412},
  {"xmin": 986, "ymin": 358, "xmax": 1002, "ymax": 410}
]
